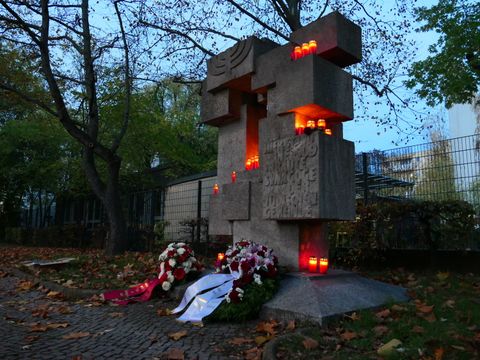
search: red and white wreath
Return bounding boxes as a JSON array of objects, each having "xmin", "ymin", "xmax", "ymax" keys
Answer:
[{"xmin": 158, "ymin": 242, "xmax": 202, "ymax": 291}]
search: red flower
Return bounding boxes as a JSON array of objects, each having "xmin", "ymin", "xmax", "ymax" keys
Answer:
[
  {"xmin": 240, "ymin": 260, "xmax": 251, "ymax": 273},
  {"xmin": 229, "ymin": 290, "xmax": 241, "ymax": 303},
  {"xmin": 173, "ymin": 268, "xmax": 186, "ymax": 281},
  {"xmin": 167, "ymin": 250, "xmax": 176, "ymax": 257},
  {"xmin": 257, "ymin": 250, "xmax": 265, "ymax": 257},
  {"xmin": 230, "ymin": 261, "xmax": 239, "ymax": 272},
  {"xmin": 238, "ymin": 241, "xmax": 250, "ymax": 247}
]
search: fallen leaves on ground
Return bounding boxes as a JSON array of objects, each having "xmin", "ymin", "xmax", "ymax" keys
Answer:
[
  {"xmin": 156, "ymin": 308, "xmax": 171, "ymax": 316},
  {"xmin": 62, "ymin": 332, "xmax": 91, "ymax": 340},
  {"xmin": 17, "ymin": 280, "xmax": 35, "ymax": 291},
  {"xmin": 46, "ymin": 291, "xmax": 63, "ymax": 299},
  {"xmin": 168, "ymin": 330, "xmax": 188, "ymax": 341},
  {"xmin": 437, "ymin": 272, "xmax": 450, "ymax": 281},
  {"xmin": 377, "ymin": 339, "xmax": 402, "ymax": 357},
  {"xmin": 255, "ymin": 320, "xmax": 278, "ymax": 336},
  {"xmin": 340, "ymin": 331, "xmax": 357, "ymax": 341},
  {"xmin": 244, "ymin": 347, "xmax": 262, "ymax": 360},
  {"xmin": 162, "ymin": 348, "xmax": 184, "ymax": 360},
  {"xmin": 434, "ymin": 347, "xmax": 444, "ymax": 360},
  {"xmin": 229, "ymin": 337, "xmax": 254, "ymax": 345},
  {"xmin": 108, "ymin": 312, "xmax": 125, "ymax": 318},
  {"xmin": 286, "ymin": 320, "xmax": 296, "ymax": 331},
  {"xmin": 254, "ymin": 335, "xmax": 272, "ymax": 346},
  {"xmin": 373, "ymin": 325, "xmax": 389, "ymax": 337},
  {"xmin": 302, "ymin": 337, "xmax": 319, "ymax": 350},
  {"xmin": 376, "ymin": 308, "xmax": 391, "ymax": 319},
  {"xmin": 29, "ymin": 322, "xmax": 69, "ymax": 332}
]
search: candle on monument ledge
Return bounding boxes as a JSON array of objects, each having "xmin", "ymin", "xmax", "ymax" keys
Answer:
[
  {"xmin": 217, "ymin": 253, "xmax": 225, "ymax": 261},
  {"xmin": 308, "ymin": 256, "xmax": 318, "ymax": 273},
  {"xmin": 325, "ymin": 128, "xmax": 332, "ymax": 136},
  {"xmin": 317, "ymin": 119, "xmax": 326, "ymax": 130},
  {"xmin": 231, "ymin": 171, "xmax": 236, "ymax": 183},
  {"xmin": 294, "ymin": 46, "xmax": 302, "ymax": 60},
  {"xmin": 308, "ymin": 40, "xmax": 317, "ymax": 54},
  {"xmin": 245, "ymin": 158, "xmax": 252, "ymax": 171},
  {"xmin": 307, "ymin": 120, "xmax": 316, "ymax": 130},
  {"xmin": 213, "ymin": 183, "xmax": 219, "ymax": 195},
  {"xmin": 319, "ymin": 257, "xmax": 329, "ymax": 274},
  {"xmin": 302, "ymin": 43, "xmax": 310, "ymax": 57}
]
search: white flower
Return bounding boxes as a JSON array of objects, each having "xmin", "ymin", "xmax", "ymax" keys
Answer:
[
  {"xmin": 190, "ymin": 257, "xmax": 197, "ymax": 263},
  {"xmin": 254, "ymin": 274, "xmax": 263, "ymax": 285},
  {"xmin": 225, "ymin": 294, "xmax": 231, "ymax": 303},
  {"xmin": 167, "ymin": 271, "xmax": 174, "ymax": 283},
  {"xmin": 168, "ymin": 258, "xmax": 176, "ymax": 267},
  {"xmin": 235, "ymin": 287, "xmax": 244, "ymax": 294},
  {"xmin": 162, "ymin": 281, "xmax": 171, "ymax": 291},
  {"xmin": 177, "ymin": 242, "xmax": 186, "ymax": 247},
  {"xmin": 182, "ymin": 260, "xmax": 191, "ymax": 268},
  {"xmin": 177, "ymin": 248, "xmax": 186, "ymax": 255}
]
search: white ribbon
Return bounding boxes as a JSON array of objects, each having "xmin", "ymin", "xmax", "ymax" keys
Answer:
[{"xmin": 173, "ymin": 272, "xmax": 239, "ymax": 322}]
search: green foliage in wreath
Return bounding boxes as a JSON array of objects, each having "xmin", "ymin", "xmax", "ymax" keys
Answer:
[{"xmin": 206, "ymin": 278, "xmax": 279, "ymax": 322}]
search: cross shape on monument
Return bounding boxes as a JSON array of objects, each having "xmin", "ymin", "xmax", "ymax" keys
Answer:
[{"xmin": 202, "ymin": 11, "xmax": 362, "ymax": 271}]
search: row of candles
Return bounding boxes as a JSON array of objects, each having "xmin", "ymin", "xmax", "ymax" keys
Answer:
[
  {"xmin": 295, "ymin": 119, "xmax": 333, "ymax": 136},
  {"xmin": 309, "ymin": 256, "xmax": 329, "ymax": 274},
  {"xmin": 216, "ymin": 253, "xmax": 328, "ymax": 274},
  {"xmin": 245, "ymin": 155, "xmax": 260, "ymax": 171},
  {"xmin": 291, "ymin": 40, "xmax": 318, "ymax": 61}
]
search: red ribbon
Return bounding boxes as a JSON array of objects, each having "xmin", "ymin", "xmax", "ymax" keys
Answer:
[{"xmin": 101, "ymin": 273, "xmax": 167, "ymax": 305}]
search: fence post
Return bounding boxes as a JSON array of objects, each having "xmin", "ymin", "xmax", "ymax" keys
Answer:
[
  {"xmin": 362, "ymin": 152, "xmax": 369, "ymax": 205},
  {"xmin": 196, "ymin": 180, "xmax": 202, "ymax": 243}
]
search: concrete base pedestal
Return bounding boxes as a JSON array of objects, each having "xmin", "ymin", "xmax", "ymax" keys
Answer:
[{"xmin": 260, "ymin": 270, "xmax": 409, "ymax": 325}]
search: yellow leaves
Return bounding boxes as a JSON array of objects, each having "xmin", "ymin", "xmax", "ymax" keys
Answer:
[
  {"xmin": 17, "ymin": 280, "xmax": 35, "ymax": 291},
  {"xmin": 62, "ymin": 331, "xmax": 91, "ymax": 340},
  {"xmin": 302, "ymin": 337, "xmax": 319, "ymax": 350},
  {"xmin": 46, "ymin": 291, "xmax": 63, "ymax": 299},
  {"xmin": 255, "ymin": 320, "xmax": 278, "ymax": 336},
  {"xmin": 391, "ymin": 304, "xmax": 406, "ymax": 312},
  {"xmin": 108, "ymin": 312, "xmax": 125, "ymax": 318},
  {"xmin": 157, "ymin": 308, "xmax": 172, "ymax": 316},
  {"xmin": 436, "ymin": 272, "xmax": 450, "ymax": 281},
  {"xmin": 254, "ymin": 335, "xmax": 272, "ymax": 346},
  {"xmin": 168, "ymin": 330, "xmax": 188, "ymax": 341},
  {"xmin": 377, "ymin": 339, "xmax": 402, "ymax": 357}
]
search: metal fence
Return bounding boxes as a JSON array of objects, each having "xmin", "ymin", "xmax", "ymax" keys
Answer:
[
  {"xmin": 356, "ymin": 134, "xmax": 480, "ymax": 212},
  {"xmin": 11, "ymin": 134, "xmax": 480, "ymax": 249}
]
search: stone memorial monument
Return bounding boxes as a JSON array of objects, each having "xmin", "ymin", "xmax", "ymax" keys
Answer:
[{"xmin": 203, "ymin": 11, "xmax": 360, "ymax": 271}]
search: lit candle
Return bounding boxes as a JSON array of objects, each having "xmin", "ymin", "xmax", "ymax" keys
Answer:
[
  {"xmin": 246, "ymin": 159, "xmax": 252, "ymax": 171},
  {"xmin": 298, "ymin": 125, "xmax": 305, "ymax": 135},
  {"xmin": 231, "ymin": 171, "xmax": 236, "ymax": 183},
  {"xmin": 317, "ymin": 119, "xmax": 326, "ymax": 130},
  {"xmin": 307, "ymin": 120, "xmax": 316, "ymax": 130},
  {"xmin": 294, "ymin": 46, "xmax": 302, "ymax": 60},
  {"xmin": 302, "ymin": 43, "xmax": 309, "ymax": 57},
  {"xmin": 217, "ymin": 253, "xmax": 225, "ymax": 261},
  {"xmin": 213, "ymin": 183, "xmax": 219, "ymax": 195},
  {"xmin": 308, "ymin": 40, "xmax": 317, "ymax": 54},
  {"xmin": 319, "ymin": 257, "xmax": 328, "ymax": 274},
  {"xmin": 308, "ymin": 256, "xmax": 318, "ymax": 273},
  {"xmin": 325, "ymin": 128, "xmax": 332, "ymax": 136},
  {"xmin": 253, "ymin": 155, "xmax": 259, "ymax": 169}
]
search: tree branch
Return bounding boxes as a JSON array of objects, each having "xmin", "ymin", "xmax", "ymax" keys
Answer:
[
  {"xmin": 224, "ymin": 0, "xmax": 289, "ymax": 40},
  {"xmin": 0, "ymin": 82, "xmax": 57, "ymax": 116},
  {"xmin": 110, "ymin": 0, "xmax": 131, "ymax": 153}
]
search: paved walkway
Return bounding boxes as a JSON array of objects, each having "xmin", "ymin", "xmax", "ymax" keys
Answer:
[{"xmin": 0, "ymin": 274, "xmax": 258, "ymax": 359}]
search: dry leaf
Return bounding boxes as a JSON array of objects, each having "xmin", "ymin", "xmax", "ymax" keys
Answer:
[
  {"xmin": 46, "ymin": 291, "xmax": 62, "ymax": 298},
  {"xmin": 412, "ymin": 325, "xmax": 425, "ymax": 334},
  {"xmin": 164, "ymin": 348, "xmax": 184, "ymax": 360},
  {"xmin": 244, "ymin": 347, "xmax": 262, "ymax": 360},
  {"xmin": 17, "ymin": 280, "xmax": 35, "ymax": 291},
  {"xmin": 62, "ymin": 332, "xmax": 90, "ymax": 340},
  {"xmin": 30, "ymin": 323, "xmax": 49, "ymax": 332},
  {"xmin": 168, "ymin": 330, "xmax": 188, "ymax": 341},
  {"xmin": 391, "ymin": 304, "xmax": 405, "ymax": 312},
  {"xmin": 256, "ymin": 321, "xmax": 277, "ymax": 336},
  {"xmin": 157, "ymin": 308, "xmax": 171, "ymax": 316},
  {"xmin": 254, "ymin": 335, "xmax": 272, "ymax": 346},
  {"xmin": 377, "ymin": 339, "xmax": 402, "ymax": 357},
  {"xmin": 31, "ymin": 308, "xmax": 49, "ymax": 319},
  {"xmin": 376, "ymin": 309, "xmax": 391, "ymax": 319},
  {"xmin": 423, "ymin": 313, "xmax": 437, "ymax": 323},
  {"xmin": 286, "ymin": 320, "xmax": 296, "ymax": 331},
  {"xmin": 108, "ymin": 312, "xmax": 125, "ymax": 318},
  {"xmin": 451, "ymin": 345, "xmax": 465, "ymax": 351},
  {"xmin": 443, "ymin": 300, "xmax": 455, "ymax": 309},
  {"xmin": 340, "ymin": 331, "xmax": 357, "ymax": 341},
  {"xmin": 229, "ymin": 337, "xmax": 254, "ymax": 345},
  {"xmin": 302, "ymin": 337, "xmax": 319, "ymax": 350},
  {"xmin": 437, "ymin": 272, "xmax": 450, "ymax": 281},
  {"xmin": 47, "ymin": 322, "xmax": 69, "ymax": 329},
  {"xmin": 373, "ymin": 325, "xmax": 389, "ymax": 337},
  {"xmin": 434, "ymin": 347, "xmax": 444, "ymax": 360},
  {"xmin": 57, "ymin": 306, "xmax": 73, "ymax": 314},
  {"xmin": 417, "ymin": 304, "xmax": 434, "ymax": 314},
  {"xmin": 345, "ymin": 312, "xmax": 360, "ymax": 321}
]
